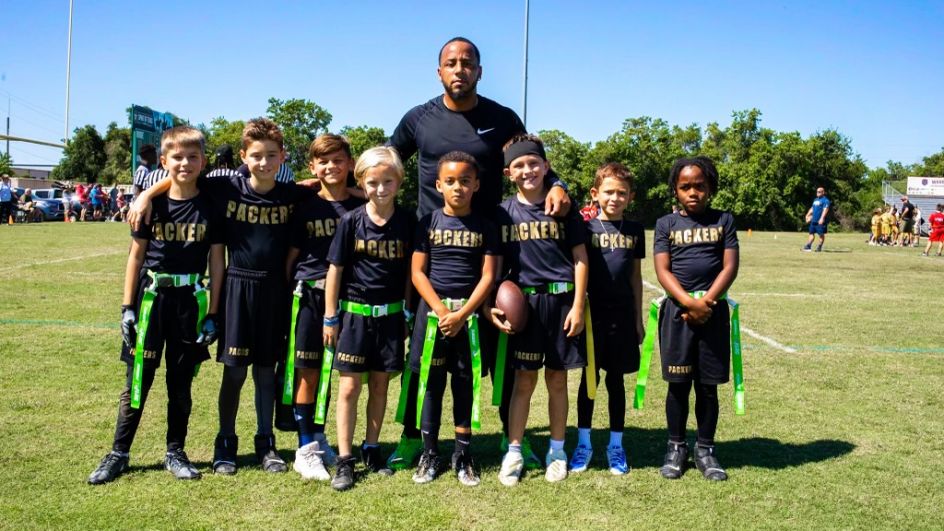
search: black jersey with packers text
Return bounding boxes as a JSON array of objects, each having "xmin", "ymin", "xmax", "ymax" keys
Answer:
[
  {"xmin": 291, "ymin": 195, "xmax": 366, "ymax": 281},
  {"xmin": 586, "ymin": 217, "xmax": 645, "ymax": 305},
  {"xmin": 495, "ymin": 197, "xmax": 585, "ymax": 287},
  {"xmin": 131, "ymin": 194, "xmax": 221, "ymax": 274},
  {"xmin": 415, "ymin": 209, "xmax": 500, "ymax": 298},
  {"xmin": 200, "ymin": 175, "xmax": 314, "ymax": 273},
  {"xmin": 328, "ymin": 205, "xmax": 414, "ymax": 304},
  {"xmin": 653, "ymin": 209, "xmax": 738, "ymax": 292}
]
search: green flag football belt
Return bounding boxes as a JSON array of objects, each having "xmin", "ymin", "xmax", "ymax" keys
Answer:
[
  {"xmin": 401, "ymin": 298, "xmax": 484, "ymax": 431},
  {"xmin": 281, "ymin": 279, "xmax": 327, "ymax": 405},
  {"xmin": 131, "ymin": 272, "xmax": 208, "ymax": 409},
  {"xmin": 633, "ymin": 291, "xmax": 744, "ymax": 415},
  {"xmin": 521, "ymin": 282, "xmax": 574, "ymax": 295},
  {"xmin": 340, "ymin": 299, "xmax": 404, "ymax": 318}
]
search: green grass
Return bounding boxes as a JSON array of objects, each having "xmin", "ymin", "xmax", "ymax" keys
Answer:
[{"xmin": 1, "ymin": 222, "xmax": 942, "ymax": 529}]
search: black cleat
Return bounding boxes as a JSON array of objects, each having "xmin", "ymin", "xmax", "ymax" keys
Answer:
[
  {"xmin": 88, "ymin": 451, "xmax": 129, "ymax": 485},
  {"xmin": 695, "ymin": 444, "xmax": 728, "ymax": 481},
  {"xmin": 453, "ymin": 452, "xmax": 480, "ymax": 487},
  {"xmin": 361, "ymin": 443, "xmax": 394, "ymax": 476},
  {"xmin": 659, "ymin": 442, "xmax": 688, "ymax": 480},
  {"xmin": 255, "ymin": 434, "xmax": 287, "ymax": 473},
  {"xmin": 212, "ymin": 434, "xmax": 238, "ymax": 475},
  {"xmin": 165, "ymin": 448, "xmax": 201, "ymax": 480},
  {"xmin": 412, "ymin": 450, "xmax": 445, "ymax": 484},
  {"xmin": 331, "ymin": 455, "xmax": 356, "ymax": 491}
]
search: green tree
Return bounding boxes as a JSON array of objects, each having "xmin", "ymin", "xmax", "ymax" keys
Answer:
[
  {"xmin": 340, "ymin": 125, "xmax": 387, "ymax": 157},
  {"xmin": 0, "ymin": 153, "xmax": 12, "ymax": 175},
  {"xmin": 917, "ymin": 147, "xmax": 944, "ymax": 176},
  {"xmin": 51, "ymin": 125, "xmax": 106, "ymax": 183},
  {"xmin": 205, "ymin": 116, "xmax": 246, "ymax": 167},
  {"xmin": 266, "ymin": 98, "xmax": 332, "ymax": 174},
  {"xmin": 101, "ymin": 122, "xmax": 131, "ymax": 185},
  {"xmin": 539, "ymin": 129, "xmax": 592, "ymax": 204}
]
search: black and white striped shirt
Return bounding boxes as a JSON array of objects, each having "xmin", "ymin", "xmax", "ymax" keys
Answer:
[
  {"xmin": 236, "ymin": 163, "xmax": 296, "ymax": 183},
  {"xmin": 139, "ymin": 169, "xmax": 168, "ymax": 191},
  {"xmin": 207, "ymin": 167, "xmax": 242, "ymax": 178},
  {"xmin": 132, "ymin": 164, "xmax": 151, "ymax": 190}
]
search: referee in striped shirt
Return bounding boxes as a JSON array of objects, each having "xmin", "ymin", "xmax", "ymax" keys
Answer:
[
  {"xmin": 131, "ymin": 145, "xmax": 158, "ymax": 198},
  {"xmin": 140, "ymin": 144, "xmax": 296, "ymax": 190}
]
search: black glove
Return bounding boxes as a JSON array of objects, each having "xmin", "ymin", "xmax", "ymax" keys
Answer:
[
  {"xmin": 121, "ymin": 305, "xmax": 137, "ymax": 349},
  {"xmin": 197, "ymin": 314, "xmax": 218, "ymax": 345}
]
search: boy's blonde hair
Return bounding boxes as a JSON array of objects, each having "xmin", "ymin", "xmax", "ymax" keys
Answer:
[
  {"xmin": 241, "ymin": 118, "xmax": 284, "ymax": 150},
  {"xmin": 161, "ymin": 126, "xmax": 205, "ymax": 154},
  {"xmin": 354, "ymin": 146, "xmax": 404, "ymax": 185}
]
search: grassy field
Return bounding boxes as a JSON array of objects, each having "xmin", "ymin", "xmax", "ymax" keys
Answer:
[{"xmin": 0, "ymin": 222, "xmax": 942, "ymax": 530}]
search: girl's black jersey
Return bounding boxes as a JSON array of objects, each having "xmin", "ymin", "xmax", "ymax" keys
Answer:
[{"xmin": 653, "ymin": 209, "xmax": 738, "ymax": 292}]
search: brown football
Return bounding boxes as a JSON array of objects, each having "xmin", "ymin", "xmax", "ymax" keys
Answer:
[{"xmin": 495, "ymin": 280, "xmax": 529, "ymax": 332}]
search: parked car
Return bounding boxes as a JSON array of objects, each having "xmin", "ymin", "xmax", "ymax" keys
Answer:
[{"xmin": 14, "ymin": 188, "xmax": 65, "ymax": 221}]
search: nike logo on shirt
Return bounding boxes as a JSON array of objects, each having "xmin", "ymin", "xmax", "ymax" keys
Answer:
[{"xmin": 476, "ymin": 128, "xmax": 495, "ymax": 135}]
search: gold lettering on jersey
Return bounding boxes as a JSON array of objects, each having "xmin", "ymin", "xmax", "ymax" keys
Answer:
[
  {"xmin": 143, "ymin": 349, "xmax": 158, "ymax": 360},
  {"xmin": 295, "ymin": 350, "xmax": 322, "ymax": 361},
  {"xmin": 514, "ymin": 351, "xmax": 543, "ymax": 362},
  {"xmin": 429, "ymin": 357, "xmax": 445, "ymax": 367},
  {"xmin": 591, "ymin": 232, "xmax": 637, "ymax": 251},
  {"xmin": 668, "ymin": 226, "xmax": 724, "ymax": 247},
  {"xmin": 428, "ymin": 229, "xmax": 483, "ymax": 248},
  {"xmin": 667, "ymin": 365, "xmax": 692, "ymax": 375},
  {"xmin": 228, "ymin": 346, "xmax": 251, "ymax": 357},
  {"xmin": 307, "ymin": 218, "xmax": 338, "ymax": 239},
  {"xmin": 354, "ymin": 239, "xmax": 405, "ymax": 259},
  {"xmin": 336, "ymin": 351, "xmax": 366, "ymax": 365},
  {"xmin": 153, "ymin": 222, "xmax": 208, "ymax": 242},
  {"xmin": 501, "ymin": 221, "xmax": 564, "ymax": 242},
  {"xmin": 225, "ymin": 200, "xmax": 292, "ymax": 225}
]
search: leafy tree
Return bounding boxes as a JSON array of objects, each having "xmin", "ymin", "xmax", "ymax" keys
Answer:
[
  {"xmin": 266, "ymin": 98, "xmax": 332, "ymax": 174},
  {"xmin": 205, "ymin": 116, "xmax": 246, "ymax": 167},
  {"xmin": 0, "ymin": 153, "xmax": 12, "ymax": 175},
  {"xmin": 101, "ymin": 122, "xmax": 131, "ymax": 185},
  {"xmin": 51, "ymin": 124, "xmax": 106, "ymax": 183},
  {"xmin": 340, "ymin": 125, "xmax": 387, "ymax": 158},
  {"xmin": 917, "ymin": 147, "xmax": 944, "ymax": 176}
]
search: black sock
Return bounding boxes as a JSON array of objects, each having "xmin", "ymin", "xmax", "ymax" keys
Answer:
[
  {"xmin": 666, "ymin": 381, "xmax": 692, "ymax": 444},
  {"xmin": 454, "ymin": 431, "xmax": 471, "ymax": 458},
  {"xmin": 421, "ymin": 429, "xmax": 439, "ymax": 454}
]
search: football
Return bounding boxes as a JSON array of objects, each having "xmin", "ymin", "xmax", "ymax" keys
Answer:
[{"xmin": 495, "ymin": 280, "xmax": 529, "ymax": 332}]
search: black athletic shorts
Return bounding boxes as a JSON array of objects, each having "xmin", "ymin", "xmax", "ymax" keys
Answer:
[
  {"xmin": 510, "ymin": 291, "xmax": 587, "ymax": 371},
  {"xmin": 120, "ymin": 271, "xmax": 210, "ymax": 370},
  {"xmin": 658, "ymin": 298, "xmax": 730, "ymax": 384},
  {"xmin": 292, "ymin": 281, "xmax": 326, "ymax": 370},
  {"xmin": 588, "ymin": 299, "xmax": 640, "ymax": 374},
  {"xmin": 408, "ymin": 299, "xmax": 474, "ymax": 378},
  {"xmin": 333, "ymin": 307, "xmax": 405, "ymax": 374},
  {"xmin": 217, "ymin": 267, "xmax": 289, "ymax": 368}
]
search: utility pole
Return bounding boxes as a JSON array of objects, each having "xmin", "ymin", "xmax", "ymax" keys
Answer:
[
  {"xmin": 64, "ymin": 0, "xmax": 74, "ymax": 143},
  {"xmin": 5, "ymin": 96, "xmax": 9, "ymax": 156},
  {"xmin": 522, "ymin": 0, "xmax": 530, "ymax": 128}
]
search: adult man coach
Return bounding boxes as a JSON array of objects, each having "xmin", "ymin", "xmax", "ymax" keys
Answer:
[
  {"xmin": 389, "ymin": 36, "xmax": 570, "ymax": 217},
  {"xmin": 898, "ymin": 195, "xmax": 915, "ymax": 247},
  {"xmin": 385, "ymin": 36, "xmax": 572, "ymax": 471},
  {"xmin": 803, "ymin": 186, "xmax": 830, "ymax": 252}
]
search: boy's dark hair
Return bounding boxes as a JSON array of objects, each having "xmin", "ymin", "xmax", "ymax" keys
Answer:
[
  {"xmin": 437, "ymin": 151, "xmax": 479, "ymax": 177},
  {"xmin": 308, "ymin": 134, "xmax": 352, "ymax": 161},
  {"xmin": 938, "ymin": 203, "xmax": 944, "ymax": 212},
  {"xmin": 439, "ymin": 37, "xmax": 480, "ymax": 65},
  {"xmin": 215, "ymin": 144, "xmax": 234, "ymax": 168},
  {"xmin": 594, "ymin": 162, "xmax": 633, "ymax": 190},
  {"xmin": 242, "ymin": 118, "xmax": 284, "ymax": 150},
  {"xmin": 138, "ymin": 144, "xmax": 156, "ymax": 156},
  {"xmin": 668, "ymin": 156, "xmax": 719, "ymax": 195}
]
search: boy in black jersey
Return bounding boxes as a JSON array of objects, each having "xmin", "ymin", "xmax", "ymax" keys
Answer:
[
  {"xmin": 487, "ymin": 135, "xmax": 589, "ymax": 486},
  {"xmin": 323, "ymin": 147, "xmax": 414, "ymax": 491},
  {"xmin": 285, "ymin": 134, "xmax": 365, "ymax": 481},
  {"xmin": 654, "ymin": 156, "xmax": 739, "ymax": 481},
  {"xmin": 133, "ymin": 119, "xmax": 316, "ymax": 475},
  {"xmin": 89, "ymin": 127, "xmax": 224, "ymax": 485},
  {"xmin": 571, "ymin": 163, "xmax": 645, "ymax": 476},
  {"xmin": 408, "ymin": 151, "xmax": 499, "ymax": 486}
]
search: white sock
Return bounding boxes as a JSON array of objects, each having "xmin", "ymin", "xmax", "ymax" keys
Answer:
[
  {"xmin": 577, "ymin": 428, "xmax": 592, "ymax": 448},
  {"xmin": 508, "ymin": 443, "xmax": 522, "ymax": 455},
  {"xmin": 609, "ymin": 431, "xmax": 623, "ymax": 448},
  {"xmin": 549, "ymin": 439, "xmax": 564, "ymax": 452}
]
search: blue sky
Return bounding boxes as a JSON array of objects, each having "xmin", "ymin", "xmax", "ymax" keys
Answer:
[{"xmin": 2, "ymin": 1, "xmax": 942, "ymax": 170}]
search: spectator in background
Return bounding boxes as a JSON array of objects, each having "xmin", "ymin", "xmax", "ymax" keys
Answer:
[
  {"xmin": 132, "ymin": 145, "xmax": 158, "ymax": 198},
  {"xmin": 0, "ymin": 174, "xmax": 14, "ymax": 224},
  {"xmin": 912, "ymin": 205, "xmax": 921, "ymax": 247},
  {"xmin": 109, "ymin": 185, "xmax": 120, "ymax": 218},
  {"xmin": 803, "ymin": 186, "xmax": 830, "ymax": 252},
  {"xmin": 898, "ymin": 196, "xmax": 915, "ymax": 247},
  {"xmin": 18, "ymin": 188, "xmax": 42, "ymax": 223},
  {"xmin": 207, "ymin": 144, "xmax": 241, "ymax": 178}
]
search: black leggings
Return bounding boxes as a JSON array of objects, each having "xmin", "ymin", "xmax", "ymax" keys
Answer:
[
  {"xmin": 218, "ymin": 365, "xmax": 276, "ymax": 437},
  {"xmin": 112, "ymin": 362, "xmax": 195, "ymax": 453},
  {"xmin": 419, "ymin": 367, "xmax": 473, "ymax": 442},
  {"xmin": 576, "ymin": 369, "xmax": 626, "ymax": 432},
  {"xmin": 665, "ymin": 381, "xmax": 719, "ymax": 445}
]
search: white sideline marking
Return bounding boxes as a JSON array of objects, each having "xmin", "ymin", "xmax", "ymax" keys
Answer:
[
  {"xmin": 642, "ymin": 280, "xmax": 798, "ymax": 354},
  {"xmin": 0, "ymin": 250, "xmax": 125, "ymax": 274}
]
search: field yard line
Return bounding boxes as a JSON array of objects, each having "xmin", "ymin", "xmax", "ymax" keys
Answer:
[
  {"xmin": 0, "ymin": 249, "xmax": 125, "ymax": 273},
  {"xmin": 641, "ymin": 280, "xmax": 798, "ymax": 354}
]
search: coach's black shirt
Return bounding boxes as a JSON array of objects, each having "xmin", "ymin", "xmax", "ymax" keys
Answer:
[
  {"xmin": 586, "ymin": 217, "xmax": 645, "ymax": 306},
  {"xmin": 414, "ymin": 209, "xmax": 500, "ymax": 299},
  {"xmin": 495, "ymin": 196, "xmax": 585, "ymax": 287},
  {"xmin": 328, "ymin": 205, "xmax": 414, "ymax": 304},
  {"xmin": 291, "ymin": 195, "xmax": 365, "ymax": 281},
  {"xmin": 653, "ymin": 209, "xmax": 738, "ymax": 293},
  {"xmin": 199, "ymin": 175, "xmax": 314, "ymax": 273},
  {"xmin": 131, "ymin": 193, "xmax": 221, "ymax": 274}
]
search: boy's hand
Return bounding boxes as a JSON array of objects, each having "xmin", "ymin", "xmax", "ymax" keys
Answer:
[
  {"xmin": 683, "ymin": 298, "xmax": 714, "ymax": 325},
  {"xmin": 120, "ymin": 305, "xmax": 136, "ymax": 349},
  {"xmin": 563, "ymin": 307, "xmax": 585, "ymax": 337},
  {"xmin": 197, "ymin": 314, "xmax": 219, "ymax": 345},
  {"xmin": 127, "ymin": 197, "xmax": 152, "ymax": 231},
  {"xmin": 486, "ymin": 306, "xmax": 514, "ymax": 334},
  {"xmin": 438, "ymin": 311, "xmax": 464, "ymax": 337},
  {"xmin": 323, "ymin": 322, "xmax": 338, "ymax": 348}
]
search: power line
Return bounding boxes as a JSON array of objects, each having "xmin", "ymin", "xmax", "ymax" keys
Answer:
[{"xmin": 0, "ymin": 90, "xmax": 64, "ymax": 122}]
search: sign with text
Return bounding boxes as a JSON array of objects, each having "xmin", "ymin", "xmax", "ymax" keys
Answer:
[
  {"xmin": 906, "ymin": 177, "xmax": 944, "ymax": 197},
  {"xmin": 130, "ymin": 104, "xmax": 177, "ymax": 173}
]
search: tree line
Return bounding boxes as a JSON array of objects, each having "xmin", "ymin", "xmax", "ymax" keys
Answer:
[{"xmin": 45, "ymin": 101, "xmax": 943, "ymax": 231}]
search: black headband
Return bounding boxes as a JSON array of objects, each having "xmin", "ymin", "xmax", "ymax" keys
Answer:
[{"xmin": 503, "ymin": 141, "xmax": 546, "ymax": 168}]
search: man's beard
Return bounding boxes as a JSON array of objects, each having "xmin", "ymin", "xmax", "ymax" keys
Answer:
[{"xmin": 442, "ymin": 79, "xmax": 477, "ymax": 101}]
